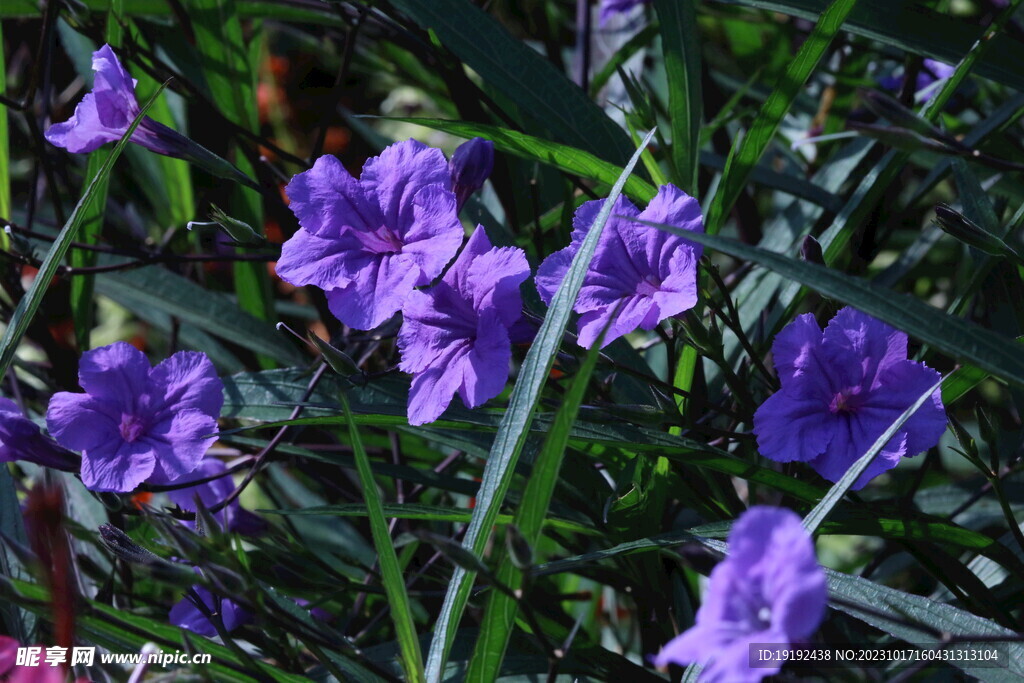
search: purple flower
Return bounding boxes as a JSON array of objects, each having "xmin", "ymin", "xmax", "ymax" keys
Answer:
[
  {"xmin": 449, "ymin": 138, "xmax": 494, "ymax": 211},
  {"xmin": 170, "ymin": 570, "xmax": 252, "ymax": 637},
  {"xmin": 276, "ymin": 140, "xmax": 465, "ymax": 330},
  {"xmin": 754, "ymin": 307, "xmax": 946, "ymax": 489},
  {"xmin": 46, "ymin": 342, "xmax": 223, "ymax": 494},
  {"xmin": 0, "ymin": 398, "xmax": 79, "ymax": 471},
  {"xmin": 654, "ymin": 506, "xmax": 827, "ymax": 682},
  {"xmin": 398, "ymin": 225, "xmax": 530, "ymax": 425},
  {"xmin": 600, "ymin": 0, "xmax": 649, "ymax": 24},
  {"xmin": 45, "ymin": 45, "xmax": 192, "ymax": 157},
  {"xmin": 535, "ymin": 184, "xmax": 703, "ymax": 349},
  {"xmin": 165, "ymin": 458, "xmax": 239, "ymax": 531}
]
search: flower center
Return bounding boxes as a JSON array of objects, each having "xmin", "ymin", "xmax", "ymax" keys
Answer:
[
  {"xmin": 757, "ymin": 606, "xmax": 772, "ymax": 626},
  {"xmin": 118, "ymin": 414, "xmax": 146, "ymax": 443},
  {"xmin": 635, "ymin": 275, "xmax": 662, "ymax": 297},
  {"xmin": 829, "ymin": 387, "xmax": 861, "ymax": 414}
]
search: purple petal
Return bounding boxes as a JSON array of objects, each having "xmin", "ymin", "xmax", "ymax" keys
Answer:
[
  {"xmin": 459, "ymin": 309, "xmax": 512, "ymax": 408},
  {"xmin": 166, "ymin": 458, "xmax": 236, "ymax": 529},
  {"xmin": 45, "ymin": 93, "xmax": 124, "ymax": 153},
  {"xmin": 636, "ymin": 183, "xmax": 704, "ymax": 271},
  {"xmin": 406, "ymin": 345, "xmax": 470, "ymax": 426},
  {"xmin": 808, "ymin": 429, "xmax": 907, "ymax": 490},
  {"xmin": 150, "ymin": 351, "xmax": 224, "ymax": 418},
  {"xmin": 80, "ymin": 440, "xmax": 156, "ymax": 493},
  {"xmin": 752, "ymin": 382, "xmax": 835, "ymax": 463},
  {"xmin": 46, "ymin": 392, "xmax": 118, "ymax": 451},
  {"xmin": 361, "ymin": 140, "xmax": 452, "ymax": 234},
  {"xmin": 535, "ymin": 245, "xmax": 574, "ymax": 305},
  {"xmin": 769, "ymin": 313, "xmax": 823, "ymax": 381},
  {"xmin": 285, "ymin": 155, "xmax": 383, "ymax": 236},
  {"xmin": 325, "ymin": 253, "xmax": 422, "ymax": 330},
  {"xmin": 401, "ymin": 183, "xmax": 465, "ymax": 283},
  {"xmin": 275, "ymin": 227, "xmax": 367, "ymax": 291},
  {"xmin": 144, "ymin": 410, "xmax": 218, "ymax": 481},
  {"xmin": 822, "ymin": 307, "xmax": 908, "ymax": 386},
  {"xmin": 868, "ymin": 359, "xmax": 946, "ymax": 455},
  {"xmin": 463, "ymin": 233, "xmax": 530, "ymax": 327},
  {"xmin": 76, "ymin": 342, "xmax": 153, "ymax": 413},
  {"xmin": 575, "ymin": 294, "xmax": 655, "ymax": 349}
]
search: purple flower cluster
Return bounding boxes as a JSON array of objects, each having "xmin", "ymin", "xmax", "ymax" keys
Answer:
[
  {"xmin": 46, "ymin": 342, "xmax": 223, "ymax": 493},
  {"xmin": 655, "ymin": 506, "xmax": 827, "ymax": 682},
  {"xmin": 536, "ymin": 184, "xmax": 703, "ymax": 349},
  {"xmin": 754, "ymin": 307, "xmax": 946, "ymax": 489},
  {"xmin": 0, "ymin": 399, "xmax": 78, "ymax": 472},
  {"xmin": 170, "ymin": 569, "xmax": 252, "ymax": 637}
]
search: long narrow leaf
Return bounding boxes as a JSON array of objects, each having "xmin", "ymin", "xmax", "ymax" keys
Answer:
[
  {"xmin": 423, "ymin": 131, "xmax": 656, "ymax": 682},
  {"xmin": 653, "ymin": 0, "xmax": 702, "ymax": 193},
  {"xmin": 636, "ymin": 225, "xmax": 1024, "ymax": 389},
  {"xmin": 340, "ymin": 393, "xmax": 425, "ymax": 683},
  {"xmin": 705, "ymin": 0, "xmax": 858, "ymax": 233},
  {"xmin": 467, "ymin": 309, "xmax": 610, "ymax": 681}
]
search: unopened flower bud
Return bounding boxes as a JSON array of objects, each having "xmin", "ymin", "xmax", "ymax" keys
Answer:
[{"xmin": 449, "ymin": 138, "xmax": 494, "ymax": 211}]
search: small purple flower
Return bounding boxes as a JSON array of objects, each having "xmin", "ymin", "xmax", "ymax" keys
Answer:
[
  {"xmin": 170, "ymin": 570, "xmax": 252, "ymax": 637},
  {"xmin": 449, "ymin": 138, "xmax": 494, "ymax": 211},
  {"xmin": 0, "ymin": 398, "xmax": 79, "ymax": 471},
  {"xmin": 654, "ymin": 506, "xmax": 827, "ymax": 682},
  {"xmin": 754, "ymin": 307, "xmax": 946, "ymax": 489},
  {"xmin": 46, "ymin": 342, "xmax": 223, "ymax": 494},
  {"xmin": 535, "ymin": 184, "xmax": 703, "ymax": 349},
  {"xmin": 398, "ymin": 225, "xmax": 530, "ymax": 425},
  {"xmin": 600, "ymin": 0, "xmax": 649, "ymax": 24},
  {"xmin": 45, "ymin": 45, "xmax": 192, "ymax": 157},
  {"xmin": 165, "ymin": 458, "xmax": 239, "ymax": 531},
  {"xmin": 878, "ymin": 59, "xmax": 954, "ymax": 101},
  {"xmin": 276, "ymin": 140, "xmax": 465, "ymax": 330}
]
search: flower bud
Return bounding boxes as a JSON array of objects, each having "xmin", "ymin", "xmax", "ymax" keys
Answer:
[
  {"xmin": 800, "ymin": 235, "xmax": 825, "ymax": 265},
  {"xmin": 449, "ymin": 138, "xmax": 494, "ymax": 210}
]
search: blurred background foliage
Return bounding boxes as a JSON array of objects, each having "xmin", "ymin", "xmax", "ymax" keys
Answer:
[{"xmin": 2, "ymin": 0, "xmax": 1024, "ymax": 680}]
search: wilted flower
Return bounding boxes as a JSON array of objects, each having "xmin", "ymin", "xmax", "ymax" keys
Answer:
[
  {"xmin": 654, "ymin": 506, "xmax": 827, "ymax": 682},
  {"xmin": 753, "ymin": 307, "xmax": 946, "ymax": 489},
  {"xmin": 277, "ymin": 140, "xmax": 464, "ymax": 330},
  {"xmin": 0, "ymin": 398, "xmax": 78, "ymax": 471},
  {"xmin": 535, "ymin": 184, "xmax": 703, "ymax": 348},
  {"xmin": 398, "ymin": 226, "xmax": 530, "ymax": 425},
  {"xmin": 47, "ymin": 342, "xmax": 223, "ymax": 494},
  {"xmin": 449, "ymin": 137, "xmax": 494, "ymax": 210},
  {"xmin": 169, "ymin": 570, "xmax": 252, "ymax": 637}
]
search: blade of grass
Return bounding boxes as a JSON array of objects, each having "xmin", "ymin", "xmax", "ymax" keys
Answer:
[
  {"xmin": 423, "ymin": 131, "xmax": 656, "ymax": 683},
  {"xmin": 466, "ymin": 307, "xmax": 610, "ymax": 681},
  {"xmin": 340, "ymin": 392, "xmax": 425, "ymax": 683},
  {"xmin": 705, "ymin": 0, "xmax": 858, "ymax": 234},
  {"xmin": 653, "ymin": 0, "xmax": 701, "ymax": 193},
  {"xmin": 378, "ymin": 117, "xmax": 656, "ymax": 201},
  {"xmin": 0, "ymin": 82, "xmax": 168, "ymax": 382},
  {"xmin": 802, "ymin": 376, "xmax": 944, "ymax": 534}
]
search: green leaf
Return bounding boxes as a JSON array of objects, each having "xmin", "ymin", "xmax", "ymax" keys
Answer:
[
  {"xmin": 94, "ymin": 265, "xmax": 303, "ymax": 366},
  {"xmin": 653, "ymin": 0, "xmax": 702, "ymax": 193},
  {"xmin": 802, "ymin": 376, "xmax": 944, "ymax": 534},
  {"xmin": 0, "ymin": 82, "xmax": 167, "ymax": 381},
  {"xmin": 340, "ymin": 392, "xmax": 425, "ymax": 683},
  {"xmin": 381, "ymin": 117, "xmax": 656, "ymax": 202},
  {"xmin": 467, "ymin": 304, "xmax": 610, "ymax": 680},
  {"xmin": 422, "ymin": 132, "xmax": 657, "ymax": 683},
  {"xmin": 0, "ymin": 28, "xmax": 10, "ymax": 251},
  {"xmin": 638, "ymin": 225, "xmax": 1024, "ymax": 389},
  {"xmin": 705, "ymin": 0, "xmax": 858, "ymax": 233},
  {"xmin": 715, "ymin": 0, "xmax": 1024, "ymax": 93},
  {"xmin": 383, "ymin": 0, "xmax": 635, "ymax": 166}
]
